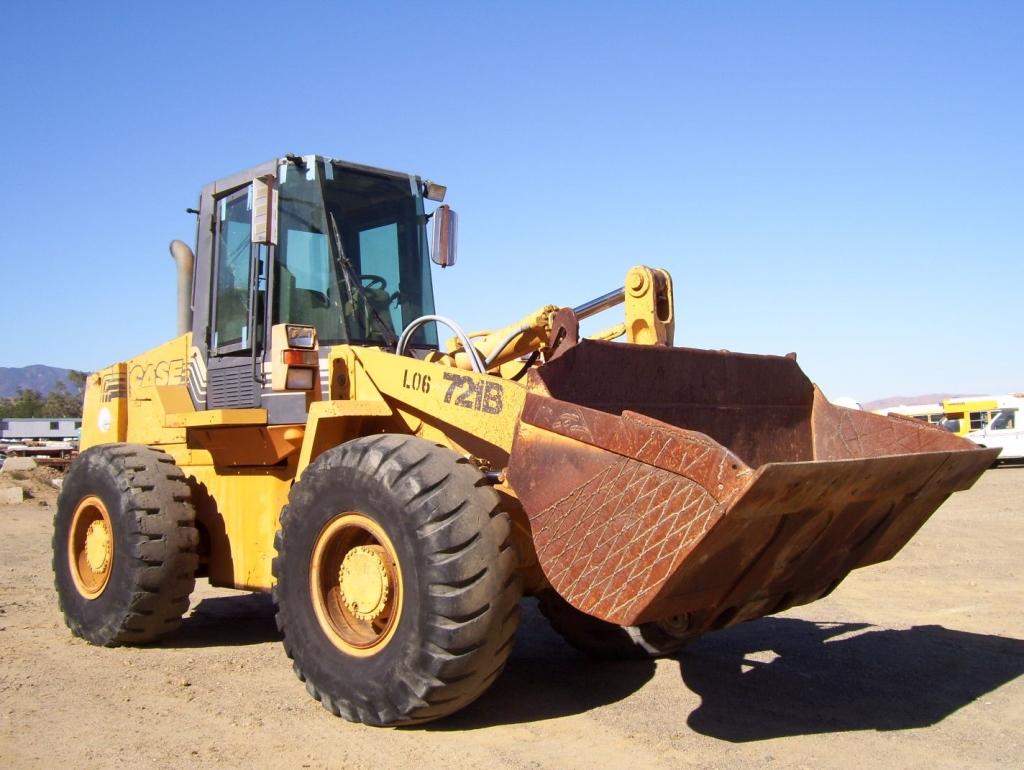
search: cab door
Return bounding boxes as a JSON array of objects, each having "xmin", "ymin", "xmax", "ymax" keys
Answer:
[
  {"xmin": 206, "ymin": 185, "xmax": 267, "ymax": 409},
  {"xmin": 985, "ymin": 408, "xmax": 1024, "ymax": 460}
]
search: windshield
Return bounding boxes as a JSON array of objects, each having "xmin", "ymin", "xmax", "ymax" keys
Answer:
[
  {"xmin": 991, "ymin": 409, "xmax": 1016, "ymax": 430},
  {"xmin": 272, "ymin": 159, "xmax": 437, "ymax": 347}
]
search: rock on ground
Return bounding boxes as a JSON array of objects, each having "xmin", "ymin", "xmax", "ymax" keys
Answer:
[
  {"xmin": 0, "ymin": 486, "xmax": 23, "ymax": 504},
  {"xmin": 1, "ymin": 456, "xmax": 37, "ymax": 472}
]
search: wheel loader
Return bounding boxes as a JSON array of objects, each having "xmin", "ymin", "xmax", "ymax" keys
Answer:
[{"xmin": 55, "ymin": 154, "xmax": 998, "ymax": 725}]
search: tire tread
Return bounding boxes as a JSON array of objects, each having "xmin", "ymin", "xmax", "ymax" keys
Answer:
[
  {"xmin": 272, "ymin": 434, "xmax": 521, "ymax": 725},
  {"xmin": 53, "ymin": 443, "xmax": 198, "ymax": 646}
]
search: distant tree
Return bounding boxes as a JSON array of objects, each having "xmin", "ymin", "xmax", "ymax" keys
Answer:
[
  {"xmin": 44, "ymin": 381, "xmax": 84, "ymax": 418},
  {"xmin": 67, "ymin": 370, "xmax": 90, "ymax": 390},
  {"xmin": 10, "ymin": 388, "xmax": 45, "ymax": 418},
  {"xmin": 0, "ymin": 372, "xmax": 89, "ymax": 419}
]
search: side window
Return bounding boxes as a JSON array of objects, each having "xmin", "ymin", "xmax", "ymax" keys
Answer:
[
  {"xmin": 213, "ymin": 189, "xmax": 253, "ymax": 351},
  {"xmin": 969, "ymin": 411, "xmax": 988, "ymax": 431}
]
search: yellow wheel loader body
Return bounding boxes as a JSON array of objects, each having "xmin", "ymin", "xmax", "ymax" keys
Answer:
[{"xmin": 62, "ymin": 154, "xmax": 996, "ymax": 725}]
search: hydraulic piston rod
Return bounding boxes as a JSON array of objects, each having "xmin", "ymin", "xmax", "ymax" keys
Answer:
[{"xmin": 573, "ymin": 287, "xmax": 625, "ymax": 320}]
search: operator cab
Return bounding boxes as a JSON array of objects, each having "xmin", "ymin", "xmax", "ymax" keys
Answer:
[{"xmin": 186, "ymin": 154, "xmax": 448, "ymax": 418}]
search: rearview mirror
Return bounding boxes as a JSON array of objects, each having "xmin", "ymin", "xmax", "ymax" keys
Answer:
[{"xmin": 430, "ymin": 205, "xmax": 458, "ymax": 268}]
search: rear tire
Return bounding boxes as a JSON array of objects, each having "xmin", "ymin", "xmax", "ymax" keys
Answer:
[
  {"xmin": 538, "ymin": 591, "xmax": 693, "ymax": 659},
  {"xmin": 273, "ymin": 434, "xmax": 521, "ymax": 725},
  {"xmin": 53, "ymin": 444, "xmax": 199, "ymax": 645}
]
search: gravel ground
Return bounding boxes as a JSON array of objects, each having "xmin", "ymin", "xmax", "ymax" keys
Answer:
[{"xmin": 1, "ymin": 467, "xmax": 1021, "ymax": 769}]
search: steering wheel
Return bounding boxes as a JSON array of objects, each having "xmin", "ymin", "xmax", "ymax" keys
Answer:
[{"xmin": 360, "ymin": 274, "xmax": 387, "ymax": 291}]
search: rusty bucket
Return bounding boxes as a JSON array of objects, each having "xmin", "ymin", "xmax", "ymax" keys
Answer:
[{"xmin": 506, "ymin": 340, "xmax": 997, "ymax": 634}]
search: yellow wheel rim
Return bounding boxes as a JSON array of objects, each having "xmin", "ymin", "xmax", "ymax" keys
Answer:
[
  {"xmin": 68, "ymin": 495, "xmax": 114, "ymax": 599},
  {"xmin": 310, "ymin": 513, "xmax": 403, "ymax": 657}
]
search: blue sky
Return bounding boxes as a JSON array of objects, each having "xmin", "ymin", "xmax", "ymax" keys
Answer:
[{"xmin": 1, "ymin": 1, "xmax": 1020, "ymax": 401}]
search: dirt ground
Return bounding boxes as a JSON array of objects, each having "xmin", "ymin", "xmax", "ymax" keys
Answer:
[{"xmin": 1, "ymin": 466, "xmax": 1021, "ymax": 769}]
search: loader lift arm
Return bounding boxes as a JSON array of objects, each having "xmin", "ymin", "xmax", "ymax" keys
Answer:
[{"xmin": 408, "ymin": 264, "xmax": 675, "ymax": 375}]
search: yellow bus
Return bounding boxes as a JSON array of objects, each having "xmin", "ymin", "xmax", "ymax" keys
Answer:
[
  {"xmin": 939, "ymin": 396, "xmax": 1005, "ymax": 436},
  {"xmin": 872, "ymin": 394, "xmax": 1023, "ymax": 437}
]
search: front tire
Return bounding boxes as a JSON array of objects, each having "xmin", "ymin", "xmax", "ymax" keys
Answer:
[
  {"xmin": 273, "ymin": 435, "xmax": 521, "ymax": 725},
  {"xmin": 53, "ymin": 444, "xmax": 199, "ymax": 646}
]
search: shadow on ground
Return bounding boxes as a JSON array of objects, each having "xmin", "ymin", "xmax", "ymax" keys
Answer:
[
  {"xmin": 427, "ymin": 598, "xmax": 656, "ymax": 729},
  {"xmin": 160, "ymin": 594, "xmax": 655, "ymax": 725},
  {"xmin": 162, "ymin": 592, "xmax": 281, "ymax": 648},
  {"xmin": 152, "ymin": 594, "xmax": 1023, "ymax": 736},
  {"xmin": 679, "ymin": 616, "xmax": 1024, "ymax": 741}
]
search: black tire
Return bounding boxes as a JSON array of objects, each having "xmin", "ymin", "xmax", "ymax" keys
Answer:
[
  {"xmin": 53, "ymin": 443, "xmax": 199, "ymax": 645},
  {"xmin": 538, "ymin": 591, "xmax": 694, "ymax": 660},
  {"xmin": 272, "ymin": 434, "xmax": 521, "ymax": 726}
]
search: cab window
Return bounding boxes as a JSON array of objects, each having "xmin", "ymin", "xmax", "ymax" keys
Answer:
[{"xmin": 212, "ymin": 189, "xmax": 253, "ymax": 351}]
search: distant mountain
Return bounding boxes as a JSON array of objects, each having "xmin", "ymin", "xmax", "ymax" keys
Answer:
[
  {"xmin": 861, "ymin": 393, "xmax": 959, "ymax": 411},
  {"xmin": 0, "ymin": 365, "xmax": 77, "ymax": 398}
]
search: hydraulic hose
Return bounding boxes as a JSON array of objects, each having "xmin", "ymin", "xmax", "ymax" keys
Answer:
[
  {"xmin": 396, "ymin": 315, "xmax": 486, "ymax": 374},
  {"xmin": 483, "ymin": 324, "xmax": 533, "ymax": 368}
]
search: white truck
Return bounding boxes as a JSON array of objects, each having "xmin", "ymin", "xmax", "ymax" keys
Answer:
[{"xmin": 966, "ymin": 399, "xmax": 1024, "ymax": 462}]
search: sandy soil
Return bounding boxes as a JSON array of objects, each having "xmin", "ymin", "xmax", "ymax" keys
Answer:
[{"xmin": 1, "ymin": 467, "xmax": 1021, "ymax": 769}]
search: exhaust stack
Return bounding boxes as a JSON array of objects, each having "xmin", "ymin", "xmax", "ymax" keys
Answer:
[{"xmin": 169, "ymin": 240, "xmax": 195, "ymax": 336}]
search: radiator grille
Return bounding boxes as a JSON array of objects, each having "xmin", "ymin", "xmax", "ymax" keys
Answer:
[{"xmin": 207, "ymin": 365, "xmax": 260, "ymax": 409}]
